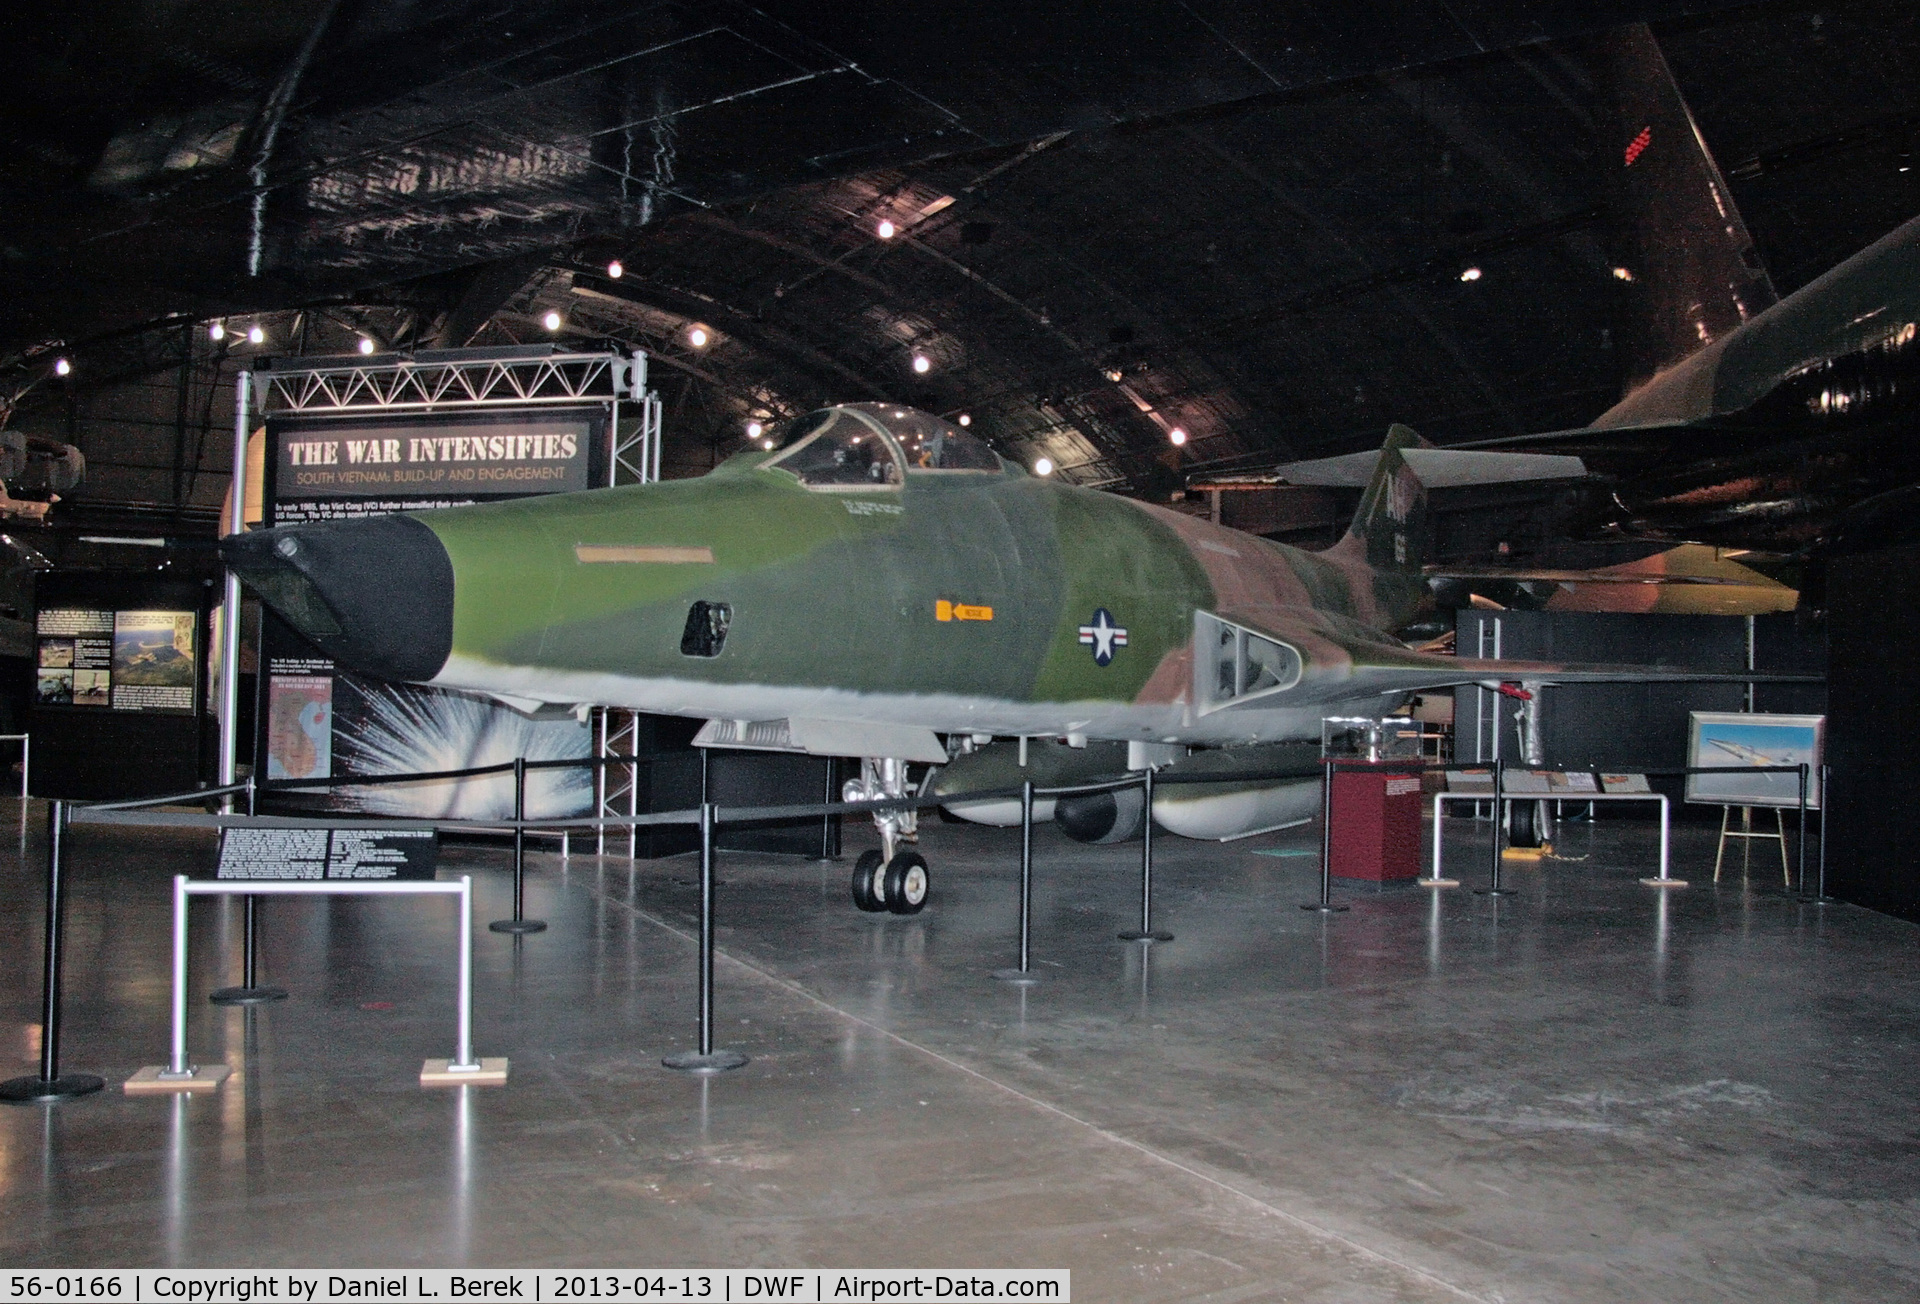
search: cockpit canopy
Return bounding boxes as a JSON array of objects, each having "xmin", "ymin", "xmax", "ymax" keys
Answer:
[{"xmin": 764, "ymin": 403, "xmax": 1001, "ymax": 489}]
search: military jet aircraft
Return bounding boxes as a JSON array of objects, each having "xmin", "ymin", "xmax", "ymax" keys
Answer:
[
  {"xmin": 225, "ymin": 404, "xmax": 1784, "ymax": 915},
  {"xmin": 1706, "ymin": 738, "xmax": 1795, "ymax": 769}
]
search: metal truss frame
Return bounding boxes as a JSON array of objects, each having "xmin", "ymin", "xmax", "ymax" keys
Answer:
[
  {"xmin": 257, "ymin": 349, "xmax": 640, "ymax": 416},
  {"xmin": 595, "ymin": 708, "xmax": 642, "ymax": 860},
  {"xmin": 610, "ymin": 352, "xmax": 664, "ymax": 487},
  {"xmin": 231, "ymin": 345, "xmax": 668, "ymax": 826}
]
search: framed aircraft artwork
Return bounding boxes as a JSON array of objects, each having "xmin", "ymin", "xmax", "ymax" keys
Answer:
[{"xmin": 1685, "ymin": 712, "xmax": 1825, "ymax": 809}]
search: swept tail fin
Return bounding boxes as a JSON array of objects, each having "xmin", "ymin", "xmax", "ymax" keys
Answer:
[{"xmin": 1336, "ymin": 423, "xmax": 1431, "ymax": 575}]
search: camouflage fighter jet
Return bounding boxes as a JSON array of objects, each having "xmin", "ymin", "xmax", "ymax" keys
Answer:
[{"xmin": 224, "ymin": 404, "xmax": 1783, "ymax": 914}]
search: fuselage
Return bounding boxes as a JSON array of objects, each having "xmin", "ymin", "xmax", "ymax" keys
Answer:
[{"xmin": 411, "ymin": 444, "xmax": 1419, "ymax": 745}]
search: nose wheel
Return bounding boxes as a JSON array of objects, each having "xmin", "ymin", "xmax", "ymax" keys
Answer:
[
  {"xmin": 851, "ymin": 849, "xmax": 930, "ymax": 914},
  {"xmin": 845, "ymin": 756, "xmax": 932, "ymax": 915}
]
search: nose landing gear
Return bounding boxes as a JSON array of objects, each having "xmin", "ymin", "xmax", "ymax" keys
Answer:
[{"xmin": 845, "ymin": 757, "xmax": 930, "ymax": 915}]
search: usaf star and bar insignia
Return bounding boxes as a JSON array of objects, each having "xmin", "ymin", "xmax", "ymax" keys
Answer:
[{"xmin": 1077, "ymin": 608, "xmax": 1128, "ymax": 666}]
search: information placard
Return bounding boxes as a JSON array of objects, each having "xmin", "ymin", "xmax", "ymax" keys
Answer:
[
  {"xmin": 215, "ymin": 828, "xmax": 438, "ymax": 881},
  {"xmin": 33, "ymin": 607, "xmax": 198, "ymax": 714}
]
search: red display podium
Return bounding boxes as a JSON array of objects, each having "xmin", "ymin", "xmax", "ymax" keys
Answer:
[{"xmin": 1328, "ymin": 767, "xmax": 1423, "ymax": 882}]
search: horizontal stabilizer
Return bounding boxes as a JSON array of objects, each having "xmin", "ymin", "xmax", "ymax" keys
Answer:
[{"xmin": 1276, "ymin": 447, "xmax": 1587, "ymax": 488}]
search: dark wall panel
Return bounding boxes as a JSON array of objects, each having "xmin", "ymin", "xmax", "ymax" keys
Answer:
[
  {"xmin": 1825, "ymin": 546, "xmax": 1920, "ymax": 923},
  {"xmin": 29, "ymin": 574, "xmax": 217, "ymax": 800}
]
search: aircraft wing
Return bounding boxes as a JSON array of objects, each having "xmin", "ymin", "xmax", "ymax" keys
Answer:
[{"xmin": 1307, "ymin": 628, "xmax": 1814, "ymax": 702}]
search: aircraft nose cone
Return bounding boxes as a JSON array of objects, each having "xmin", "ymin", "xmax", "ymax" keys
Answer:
[{"xmin": 220, "ymin": 515, "xmax": 454, "ymax": 681}]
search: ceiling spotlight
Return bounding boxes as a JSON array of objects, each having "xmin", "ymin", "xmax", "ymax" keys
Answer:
[
  {"xmin": 247, "ymin": 325, "xmax": 265, "ymax": 344},
  {"xmin": 1459, "ymin": 266, "xmax": 1483, "ymax": 282},
  {"xmin": 542, "ymin": 311, "xmax": 562, "ymax": 332},
  {"xmin": 208, "ymin": 321, "xmax": 226, "ymax": 341},
  {"xmin": 53, "ymin": 357, "xmax": 70, "ymax": 377},
  {"xmin": 688, "ymin": 326, "xmax": 709, "ymax": 348},
  {"xmin": 957, "ymin": 413, "xmax": 971, "ymax": 427},
  {"xmin": 1612, "ymin": 266, "xmax": 1635, "ymax": 282},
  {"xmin": 358, "ymin": 337, "xmax": 376, "ymax": 355},
  {"xmin": 876, "ymin": 219, "xmax": 896, "ymax": 240},
  {"xmin": 912, "ymin": 353, "xmax": 931, "ymax": 374},
  {"xmin": 607, "ymin": 259, "xmax": 624, "ymax": 279},
  {"xmin": 746, "ymin": 420, "xmax": 763, "ymax": 438},
  {"xmin": 760, "ymin": 438, "xmax": 775, "ymax": 451},
  {"xmin": 1034, "ymin": 456, "xmax": 1054, "ymax": 476},
  {"xmin": 1168, "ymin": 427, "xmax": 1187, "ymax": 446}
]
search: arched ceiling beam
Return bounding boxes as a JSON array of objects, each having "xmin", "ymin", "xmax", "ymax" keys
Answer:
[{"xmin": 570, "ymin": 272, "xmax": 890, "ymax": 401}]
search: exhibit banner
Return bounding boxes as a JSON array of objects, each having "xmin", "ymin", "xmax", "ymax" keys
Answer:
[
  {"xmin": 256, "ymin": 405, "xmax": 603, "ymax": 817},
  {"xmin": 35, "ymin": 607, "xmax": 197, "ymax": 714},
  {"xmin": 266, "ymin": 406, "xmax": 602, "ymax": 522},
  {"xmin": 1685, "ymin": 711, "xmax": 1825, "ymax": 808}
]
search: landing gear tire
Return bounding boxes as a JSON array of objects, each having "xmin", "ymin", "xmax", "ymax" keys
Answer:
[
  {"xmin": 882, "ymin": 851, "xmax": 930, "ymax": 915},
  {"xmin": 851, "ymin": 850, "xmax": 887, "ymax": 912},
  {"xmin": 1508, "ymin": 800, "xmax": 1545, "ymax": 849}
]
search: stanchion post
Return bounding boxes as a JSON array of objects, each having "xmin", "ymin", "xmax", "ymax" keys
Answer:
[
  {"xmin": 211, "ymin": 776, "xmax": 290, "ymax": 1005},
  {"xmin": 1816, "ymin": 763, "xmax": 1831, "ymax": 902},
  {"xmin": 664, "ymin": 802, "xmax": 748, "ymax": 1072},
  {"xmin": 995, "ymin": 780, "xmax": 1045, "ymax": 981},
  {"xmin": 1120, "ymin": 769, "xmax": 1173, "ymax": 941},
  {"xmin": 0, "ymin": 801, "xmax": 104, "ymax": 1102},
  {"xmin": 1795, "ymin": 763, "xmax": 1809, "ymax": 898},
  {"xmin": 489, "ymin": 756, "xmax": 547, "ymax": 935},
  {"xmin": 1475, "ymin": 759, "xmax": 1517, "ymax": 896},
  {"xmin": 1301, "ymin": 760, "xmax": 1350, "ymax": 912},
  {"xmin": 818, "ymin": 757, "xmax": 836, "ymax": 861}
]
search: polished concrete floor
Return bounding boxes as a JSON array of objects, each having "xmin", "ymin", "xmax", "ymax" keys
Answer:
[{"xmin": 2, "ymin": 799, "xmax": 1917, "ymax": 1301}]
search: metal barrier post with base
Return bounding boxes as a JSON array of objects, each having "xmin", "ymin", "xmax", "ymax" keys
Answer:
[
  {"xmin": 1636, "ymin": 795, "xmax": 1684, "ymax": 888},
  {"xmin": 1301, "ymin": 760, "xmax": 1350, "ymax": 912},
  {"xmin": 129, "ymin": 876, "xmax": 503, "ymax": 1092},
  {"xmin": 995, "ymin": 780, "xmax": 1047, "ymax": 981},
  {"xmin": 490, "ymin": 757, "xmax": 547, "ymax": 935},
  {"xmin": 211, "ymin": 778, "xmax": 288, "ymax": 1005},
  {"xmin": 1118, "ymin": 768, "xmax": 1173, "ymax": 942},
  {"xmin": 664, "ymin": 802, "xmax": 748, "ymax": 1073},
  {"xmin": 1474, "ymin": 760, "xmax": 1518, "ymax": 897},
  {"xmin": 1424, "ymin": 790, "xmax": 1461, "ymax": 888},
  {"xmin": 0, "ymin": 802, "xmax": 105, "ymax": 1103}
]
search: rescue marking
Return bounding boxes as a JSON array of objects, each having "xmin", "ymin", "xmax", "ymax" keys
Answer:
[
  {"xmin": 575, "ymin": 545, "xmax": 714, "ymax": 564},
  {"xmin": 936, "ymin": 600, "xmax": 994, "ymax": 622},
  {"xmin": 1077, "ymin": 608, "xmax": 1128, "ymax": 666}
]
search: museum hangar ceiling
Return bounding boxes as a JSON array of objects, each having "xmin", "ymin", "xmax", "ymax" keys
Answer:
[{"xmin": 4, "ymin": 0, "xmax": 1920, "ymax": 499}]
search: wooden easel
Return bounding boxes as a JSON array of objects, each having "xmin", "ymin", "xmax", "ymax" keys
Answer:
[{"xmin": 1712, "ymin": 805, "xmax": 1790, "ymax": 886}]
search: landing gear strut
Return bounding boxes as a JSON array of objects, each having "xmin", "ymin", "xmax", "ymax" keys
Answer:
[{"xmin": 845, "ymin": 758, "xmax": 930, "ymax": 915}]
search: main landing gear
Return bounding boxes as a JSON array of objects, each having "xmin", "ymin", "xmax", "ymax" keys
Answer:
[{"xmin": 845, "ymin": 757, "xmax": 930, "ymax": 915}]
